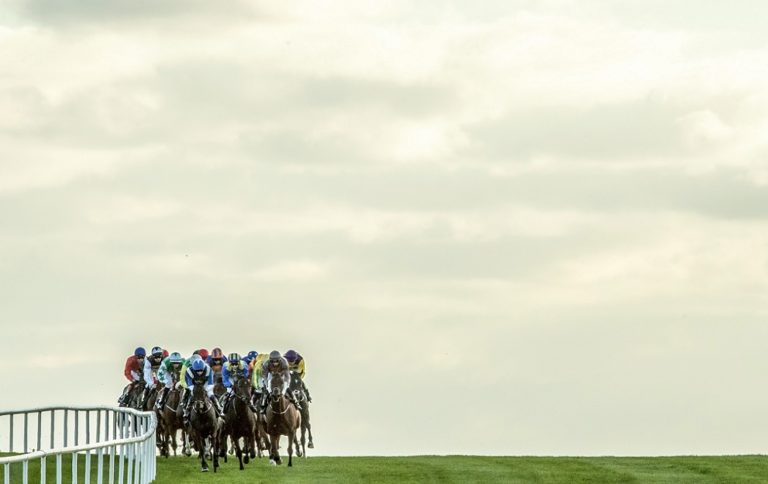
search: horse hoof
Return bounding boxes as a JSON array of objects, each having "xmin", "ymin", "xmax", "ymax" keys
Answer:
[
  {"xmin": 244, "ymin": 455, "xmax": 250, "ymax": 464},
  {"xmin": 201, "ymin": 467, "xmax": 209, "ymax": 473},
  {"xmin": 308, "ymin": 442, "xmax": 314, "ymax": 449},
  {"xmin": 269, "ymin": 460, "xmax": 277, "ymax": 466}
]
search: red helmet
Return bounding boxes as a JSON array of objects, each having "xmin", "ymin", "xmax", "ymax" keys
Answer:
[
  {"xmin": 198, "ymin": 348, "xmax": 210, "ymax": 360},
  {"xmin": 162, "ymin": 349, "xmax": 169, "ymax": 358},
  {"xmin": 212, "ymin": 347, "xmax": 223, "ymax": 358}
]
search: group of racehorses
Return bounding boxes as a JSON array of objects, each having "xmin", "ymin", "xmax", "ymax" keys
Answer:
[{"xmin": 120, "ymin": 368, "xmax": 312, "ymax": 471}]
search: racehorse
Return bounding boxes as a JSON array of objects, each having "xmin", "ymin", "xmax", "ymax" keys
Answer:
[
  {"xmin": 158, "ymin": 385, "xmax": 187, "ymax": 457},
  {"xmin": 189, "ymin": 384, "xmax": 220, "ymax": 472},
  {"xmin": 288, "ymin": 370, "xmax": 313, "ymax": 456},
  {"xmin": 119, "ymin": 381, "xmax": 145, "ymax": 410},
  {"xmin": 265, "ymin": 374, "xmax": 301, "ymax": 467},
  {"xmin": 213, "ymin": 372, "xmax": 226, "ymax": 398},
  {"xmin": 220, "ymin": 377, "xmax": 257, "ymax": 470}
]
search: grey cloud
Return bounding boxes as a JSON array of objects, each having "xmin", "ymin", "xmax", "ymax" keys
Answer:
[
  {"xmin": 468, "ymin": 100, "xmax": 684, "ymax": 161},
  {"xmin": 12, "ymin": 0, "xmax": 262, "ymax": 25}
]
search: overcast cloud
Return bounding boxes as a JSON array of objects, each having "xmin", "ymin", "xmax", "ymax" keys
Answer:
[{"xmin": 2, "ymin": 1, "xmax": 768, "ymax": 455}]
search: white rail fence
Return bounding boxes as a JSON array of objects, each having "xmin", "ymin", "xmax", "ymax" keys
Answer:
[{"xmin": 0, "ymin": 406, "xmax": 156, "ymax": 484}]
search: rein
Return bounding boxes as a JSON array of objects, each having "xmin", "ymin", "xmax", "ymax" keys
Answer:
[{"xmin": 269, "ymin": 395, "xmax": 291, "ymax": 415}]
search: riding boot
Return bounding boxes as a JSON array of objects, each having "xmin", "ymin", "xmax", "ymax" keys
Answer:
[
  {"xmin": 210, "ymin": 395, "xmax": 223, "ymax": 417},
  {"xmin": 141, "ymin": 386, "xmax": 151, "ymax": 408},
  {"xmin": 222, "ymin": 393, "xmax": 230, "ymax": 414},
  {"xmin": 288, "ymin": 392, "xmax": 303, "ymax": 411},
  {"xmin": 251, "ymin": 392, "xmax": 261, "ymax": 413},
  {"xmin": 303, "ymin": 382, "xmax": 313, "ymax": 403},
  {"xmin": 258, "ymin": 392, "xmax": 268, "ymax": 414},
  {"xmin": 154, "ymin": 388, "xmax": 166, "ymax": 410},
  {"xmin": 182, "ymin": 391, "xmax": 192, "ymax": 424}
]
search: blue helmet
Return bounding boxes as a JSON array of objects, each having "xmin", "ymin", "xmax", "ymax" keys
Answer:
[
  {"xmin": 170, "ymin": 352, "xmax": 183, "ymax": 364},
  {"xmin": 134, "ymin": 347, "xmax": 146, "ymax": 357},
  {"xmin": 191, "ymin": 359, "xmax": 206, "ymax": 372},
  {"xmin": 247, "ymin": 351, "xmax": 258, "ymax": 359},
  {"xmin": 284, "ymin": 350, "xmax": 299, "ymax": 362}
]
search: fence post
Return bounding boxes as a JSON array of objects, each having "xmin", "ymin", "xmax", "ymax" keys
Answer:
[
  {"xmin": 85, "ymin": 451, "xmax": 91, "ymax": 484},
  {"xmin": 37, "ymin": 412, "xmax": 42, "ymax": 451},
  {"xmin": 40, "ymin": 456, "xmax": 46, "ymax": 484},
  {"xmin": 50, "ymin": 410, "xmax": 55, "ymax": 449},
  {"xmin": 24, "ymin": 413, "xmax": 29, "ymax": 453},
  {"xmin": 63, "ymin": 410, "xmax": 68, "ymax": 448}
]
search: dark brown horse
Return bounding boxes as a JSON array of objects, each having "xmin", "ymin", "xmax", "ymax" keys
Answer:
[
  {"xmin": 119, "ymin": 381, "xmax": 145, "ymax": 410},
  {"xmin": 265, "ymin": 374, "xmax": 301, "ymax": 467},
  {"xmin": 189, "ymin": 384, "xmax": 220, "ymax": 472},
  {"xmin": 220, "ymin": 377, "xmax": 257, "ymax": 470},
  {"xmin": 158, "ymin": 386, "xmax": 187, "ymax": 457},
  {"xmin": 288, "ymin": 371, "xmax": 313, "ymax": 456}
]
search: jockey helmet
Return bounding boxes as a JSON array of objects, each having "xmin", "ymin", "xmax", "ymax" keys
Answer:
[
  {"xmin": 162, "ymin": 349, "xmax": 169, "ymax": 358},
  {"xmin": 190, "ymin": 354, "xmax": 202, "ymax": 363},
  {"xmin": 228, "ymin": 353, "xmax": 241, "ymax": 363},
  {"xmin": 192, "ymin": 350, "xmax": 200, "ymax": 356},
  {"xmin": 284, "ymin": 350, "xmax": 299, "ymax": 362},
  {"xmin": 134, "ymin": 347, "xmax": 146, "ymax": 357},
  {"xmin": 212, "ymin": 347, "xmax": 223, "ymax": 358},
  {"xmin": 198, "ymin": 348, "xmax": 209, "ymax": 360},
  {"xmin": 151, "ymin": 346, "xmax": 163, "ymax": 356},
  {"xmin": 170, "ymin": 352, "xmax": 183, "ymax": 364},
  {"xmin": 269, "ymin": 350, "xmax": 281, "ymax": 360},
  {"xmin": 191, "ymin": 359, "xmax": 206, "ymax": 372},
  {"xmin": 247, "ymin": 351, "xmax": 258, "ymax": 360}
]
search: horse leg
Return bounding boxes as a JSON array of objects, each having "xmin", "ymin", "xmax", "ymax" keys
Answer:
[
  {"xmin": 305, "ymin": 412, "xmax": 314, "ymax": 448},
  {"xmin": 301, "ymin": 424, "xmax": 307, "ymax": 458},
  {"xmin": 287, "ymin": 431, "xmax": 294, "ymax": 467},
  {"xmin": 213, "ymin": 432, "xmax": 220, "ymax": 473},
  {"xmin": 269, "ymin": 434, "xmax": 280, "ymax": 465},
  {"xmin": 171, "ymin": 429, "xmax": 178, "ymax": 456},
  {"xmin": 234, "ymin": 435, "xmax": 244, "ymax": 470},
  {"xmin": 218, "ymin": 429, "xmax": 227, "ymax": 459},
  {"xmin": 248, "ymin": 430, "xmax": 256, "ymax": 460},
  {"xmin": 294, "ymin": 434, "xmax": 302, "ymax": 458},
  {"xmin": 198, "ymin": 437, "xmax": 208, "ymax": 472},
  {"xmin": 183, "ymin": 430, "xmax": 191, "ymax": 457}
]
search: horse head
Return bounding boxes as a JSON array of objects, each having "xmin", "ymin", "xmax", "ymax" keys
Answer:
[
  {"xmin": 192, "ymin": 384, "xmax": 210, "ymax": 412},
  {"xmin": 234, "ymin": 376, "xmax": 251, "ymax": 400}
]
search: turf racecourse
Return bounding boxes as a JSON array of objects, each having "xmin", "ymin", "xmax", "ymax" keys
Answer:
[
  {"xmin": 4, "ymin": 454, "xmax": 768, "ymax": 483},
  {"xmin": 154, "ymin": 455, "xmax": 768, "ymax": 483}
]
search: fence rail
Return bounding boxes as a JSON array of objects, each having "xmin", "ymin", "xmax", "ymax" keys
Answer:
[{"xmin": 0, "ymin": 406, "xmax": 156, "ymax": 484}]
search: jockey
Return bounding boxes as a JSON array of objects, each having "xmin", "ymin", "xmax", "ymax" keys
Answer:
[
  {"xmin": 118, "ymin": 347, "xmax": 146, "ymax": 405},
  {"xmin": 142, "ymin": 346, "xmax": 165, "ymax": 405},
  {"xmin": 261, "ymin": 350, "xmax": 301, "ymax": 411},
  {"xmin": 182, "ymin": 358, "xmax": 222, "ymax": 421},
  {"xmin": 206, "ymin": 347, "xmax": 227, "ymax": 375},
  {"xmin": 242, "ymin": 350, "xmax": 258, "ymax": 368},
  {"xmin": 155, "ymin": 352, "xmax": 184, "ymax": 410},
  {"xmin": 221, "ymin": 353, "xmax": 257, "ymax": 412},
  {"xmin": 284, "ymin": 349, "xmax": 312, "ymax": 403},
  {"xmin": 249, "ymin": 351, "xmax": 267, "ymax": 411}
]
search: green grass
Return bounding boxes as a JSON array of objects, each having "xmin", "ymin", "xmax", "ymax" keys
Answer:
[
  {"xmin": 153, "ymin": 455, "xmax": 768, "ymax": 483},
  {"xmin": 5, "ymin": 454, "xmax": 768, "ymax": 483}
]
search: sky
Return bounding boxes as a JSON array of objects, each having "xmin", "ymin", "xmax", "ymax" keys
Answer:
[{"xmin": 2, "ymin": 0, "xmax": 768, "ymax": 456}]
